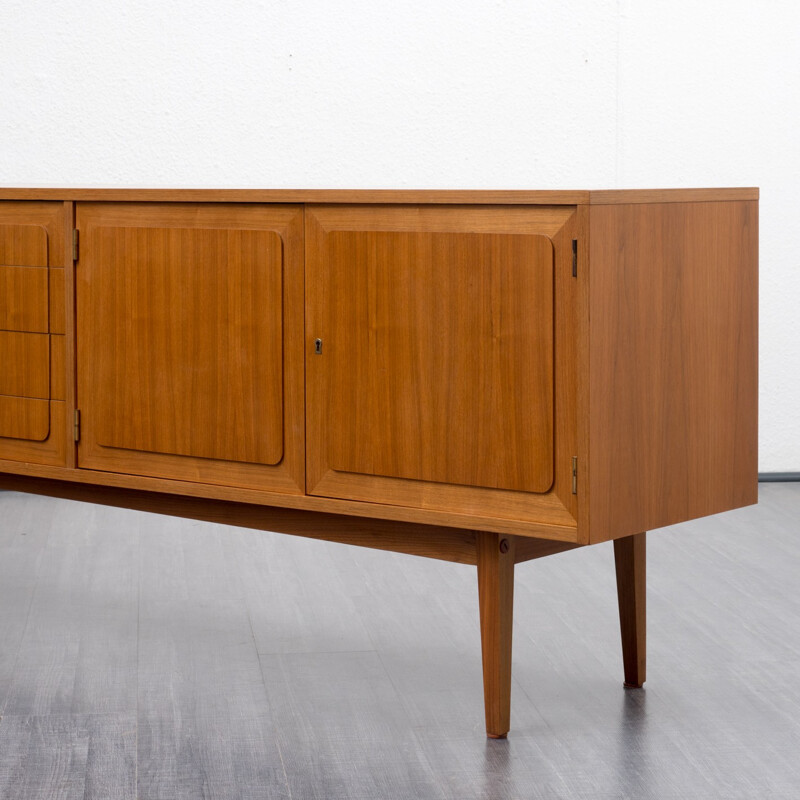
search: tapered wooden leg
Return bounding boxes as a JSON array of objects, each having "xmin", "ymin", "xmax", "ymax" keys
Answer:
[
  {"xmin": 614, "ymin": 531, "xmax": 646, "ymax": 688},
  {"xmin": 477, "ymin": 532, "xmax": 515, "ymax": 738}
]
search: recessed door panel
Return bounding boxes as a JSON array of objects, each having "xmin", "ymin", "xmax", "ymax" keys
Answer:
[
  {"xmin": 76, "ymin": 203, "xmax": 305, "ymax": 493},
  {"xmin": 90, "ymin": 225, "xmax": 283, "ymax": 465},
  {"xmin": 306, "ymin": 205, "xmax": 572, "ymax": 526},
  {"xmin": 324, "ymin": 230, "xmax": 554, "ymax": 492}
]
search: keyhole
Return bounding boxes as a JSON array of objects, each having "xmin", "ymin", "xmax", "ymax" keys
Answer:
[{"xmin": 314, "ymin": 338, "xmax": 323, "ymax": 355}]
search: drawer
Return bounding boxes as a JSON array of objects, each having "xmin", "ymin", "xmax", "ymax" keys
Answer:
[
  {"xmin": 0, "ymin": 223, "xmax": 48, "ymax": 267},
  {"xmin": 0, "ymin": 264, "xmax": 49, "ymax": 333},
  {"xmin": 0, "ymin": 331, "xmax": 50, "ymax": 398},
  {"xmin": 0, "ymin": 203, "xmax": 67, "ymax": 465},
  {"xmin": 0, "ymin": 395, "xmax": 49, "ymax": 441}
]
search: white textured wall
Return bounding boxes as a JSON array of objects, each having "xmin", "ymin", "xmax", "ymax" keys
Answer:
[{"xmin": 1, "ymin": 1, "xmax": 797, "ymax": 470}]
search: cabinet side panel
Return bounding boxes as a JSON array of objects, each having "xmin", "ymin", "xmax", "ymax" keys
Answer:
[{"xmin": 588, "ymin": 201, "xmax": 758, "ymax": 542}]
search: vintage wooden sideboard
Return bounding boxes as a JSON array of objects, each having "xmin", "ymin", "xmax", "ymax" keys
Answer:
[{"xmin": 0, "ymin": 187, "xmax": 758, "ymax": 738}]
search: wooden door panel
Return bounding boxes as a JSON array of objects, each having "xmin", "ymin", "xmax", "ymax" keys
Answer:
[
  {"xmin": 89, "ymin": 225, "xmax": 283, "ymax": 465},
  {"xmin": 0, "ymin": 202, "xmax": 67, "ymax": 466},
  {"xmin": 324, "ymin": 230, "xmax": 553, "ymax": 492},
  {"xmin": 307, "ymin": 205, "xmax": 575, "ymax": 531},
  {"xmin": 76, "ymin": 203, "xmax": 304, "ymax": 493},
  {"xmin": 0, "ymin": 332, "xmax": 50, "ymax": 398}
]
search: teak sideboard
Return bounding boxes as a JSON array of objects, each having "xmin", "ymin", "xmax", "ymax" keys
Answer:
[{"xmin": 0, "ymin": 187, "xmax": 758, "ymax": 738}]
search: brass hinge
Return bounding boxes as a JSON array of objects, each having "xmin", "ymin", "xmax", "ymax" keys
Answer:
[
  {"xmin": 572, "ymin": 239, "xmax": 577, "ymax": 277},
  {"xmin": 73, "ymin": 409, "xmax": 81, "ymax": 443},
  {"xmin": 72, "ymin": 229, "xmax": 79, "ymax": 262},
  {"xmin": 571, "ymin": 456, "xmax": 578, "ymax": 494}
]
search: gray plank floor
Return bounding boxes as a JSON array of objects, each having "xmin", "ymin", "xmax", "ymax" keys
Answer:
[{"xmin": 0, "ymin": 484, "xmax": 798, "ymax": 799}]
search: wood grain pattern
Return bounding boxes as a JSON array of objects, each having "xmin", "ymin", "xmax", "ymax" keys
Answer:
[
  {"xmin": 614, "ymin": 531, "xmax": 646, "ymax": 688},
  {"xmin": 575, "ymin": 204, "xmax": 591, "ymax": 544},
  {"xmin": 75, "ymin": 203, "xmax": 305, "ymax": 493},
  {"xmin": 311, "ymin": 469, "xmax": 578, "ymax": 533},
  {"xmin": 0, "ymin": 265, "xmax": 49, "ymax": 332},
  {"xmin": 85, "ymin": 225, "xmax": 283, "ymax": 464},
  {"xmin": 0, "ymin": 460, "xmax": 579, "ymax": 540},
  {"xmin": 514, "ymin": 537, "xmax": 581, "ymax": 563},
  {"xmin": 0, "ymin": 470, "xmax": 579, "ymax": 565},
  {"xmin": 552, "ymin": 211, "xmax": 580, "ymax": 523},
  {"xmin": 48, "ymin": 268, "xmax": 65, "ymax": 334},
  {"xmin": 0, "ymin": 714, "xmax": 136, "ymax": 800},
  {"xmin": 0, "ymin": 404, "xmax": 66, "ymax": 464},
  {"xmin": 0, "ymin": 223, "xmax": 48, "ymax": 266},
  {"xmin": 63, "ymin": 201, "xmax": 77, "ymax": 469},
  {"xmin": 0, "ymin": 202, "xmax": 64, "ymax": 267},
  {"xmin": 587, "ymin": 201, "xmax": 759, "ymax": 542},
  {"xmin": 0, "ymin": 332, "xmax": 50, "ymax": 398},
  {"xmin": 0, "ymin": 187, "xmax": 759, "ymax": 204},
  {"xmin": 0, "ymin": 396, "xmax": 49, "ymax": 440},
  {"xmin": 587, "ymin": 188, "xmax": 759, "ymax": 205},
  {"xmin": 322, "ymin": 230, "xmax": 553, "ymax": 492},
  {"xmin": 0, "ymin": 473, "xmax": 482, "ymax": 564},
  {"xmin": 477, "ymin": 531, "xmax": 515, "ymax": 738},
  {"xmin": 306, "ymin": 204, "xmax": 577, "ymax": 534},
  {"xmin": 50, "ymin": 335, "xmax": 65, "ymax": 401},
  {"xmin": 0, "ymin": 201, "xmax": 67, "ymax": 466}
]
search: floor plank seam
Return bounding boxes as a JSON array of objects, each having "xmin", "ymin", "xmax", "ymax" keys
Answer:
[
  {"xmin": 254, "ymin": 647, "xmax": 378, "ymax": 657},
  {"xmin": 241, "ymin": 570, "xmax": 293, "ymax": 800},
  {"xmin": 0, "ymin": 509, "xmax": 52, "ymax": 718},
  {"xmin": 134, "ymin": 523, "xmax": 141, "ymax": 800}
]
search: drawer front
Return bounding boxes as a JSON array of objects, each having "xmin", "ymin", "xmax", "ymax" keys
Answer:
[
  {"xmin": 0, "ymin": 396, "xmax": 49, "ymax": 441},
  {"xmin": 0, "ymin": 331, "xmax": 50, "ymax": 398},
  {"xmin": 0, "ymin": 202, "xmax": 67, "ymax": 466},
  {"xmin": 0, "ymin": 223, "xmax": 48, "ymax": 267},
  {"xmin": 0, "ymin": 264, "xmax": 49, "ymax": 332}
]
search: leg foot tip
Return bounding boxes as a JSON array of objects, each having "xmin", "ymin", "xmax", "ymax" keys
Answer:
[
  {"xmin": 487, "ymin": 732, "xmax": 508, "ymax": 739},
  {"xmin": 623, "ymin": 681, "xmax": 644, "ymax": 689}
]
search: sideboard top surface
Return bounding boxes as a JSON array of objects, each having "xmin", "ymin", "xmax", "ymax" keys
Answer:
[{"xmin": 0, "ymin": 187, "xmax": 758, "ymax": 204}]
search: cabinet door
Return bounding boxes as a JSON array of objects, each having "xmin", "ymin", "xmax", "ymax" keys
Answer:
[
  {"xmin": 307, "ymin": 205, "xmax": 578, "ymax": 527},
  {"xmin": 0, "ymin": 201, "xmax": 68, "ymax": 467},
  {"xmin": 76, "ymin": 203, "xmax": 304, "ymax": 493}
]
